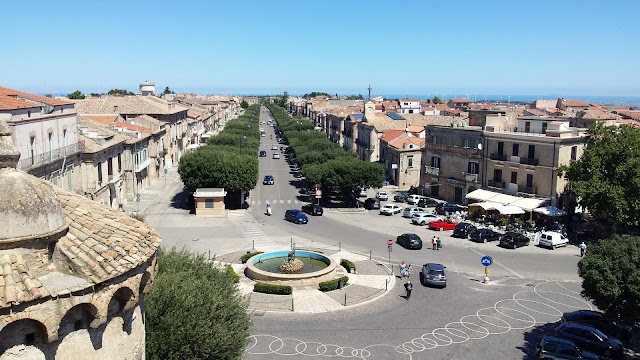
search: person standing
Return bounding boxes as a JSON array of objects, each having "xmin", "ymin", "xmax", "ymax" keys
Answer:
[
  {"xmin": 404, "ymin": 280, "xmax": 413, "ymax": 300},
  {"xmin": 436, "ymin": 237, "xmax": 442, "ymax": 251},
  {"xmin": 432, "ymin": 236, "xmax": 437, "ymax": 251},
  {"xmin": 399, "ymin": 261, "xmax": 406, "ymax": 278},
  {"xmin": 579, "ymin": 242, "xmax": 587, "ymax": 257}
]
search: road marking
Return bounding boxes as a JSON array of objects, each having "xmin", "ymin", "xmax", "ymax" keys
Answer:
[
  {"xmin": 279, "ymin": 200, "xmax": 284, "ymax": 204},
  {"xmin": 287, "ymin": 200, "xmax": 291, "ymax": 204},
  {"xmin": 469, "ymin": 249, "xmax": 524, "ymax": 279}
]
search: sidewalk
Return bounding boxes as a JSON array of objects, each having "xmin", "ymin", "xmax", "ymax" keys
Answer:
[{"xmin": 122, "ymin": 165, "xmax": 184, "ymax": 214}]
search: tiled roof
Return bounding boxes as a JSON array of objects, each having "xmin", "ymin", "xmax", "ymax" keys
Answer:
[
  {"xmin": 0, "ymin": 253, "xmax": 50, "ymax": 307},
  {"xmin": 388, "ymin": 136, "xmax": 425, "ymax": 150},
  {"xmin": 77, "ymin": 118, "xmax": 132, "ymax": 153},
  {"xmin": 0, "ymin": 96, "xmax": 42, "ymax": 110},
  {"xmin": 524, "ymin": 108, "xmax": 545, "ymax": 116},
  {"xmin": 75, "ymin": 96, "xmax": 188, "ymax": 115},
  {"xmin": 400, "ymin": 98, "xmax": 419, "ymax": 102},
  {"xmin": 365, "ymin": 113, "xmax": 461, "ymax": 132},
  {"xmin": 579, "ymin": 109, "xmax": 617, "ymax": 120},
  {"xmin": 618, "ymin": 119, "xmax": 640, "ymax": 128},
  {"xmin": 187, "ymin": 109, "xmax": 202, "ymax": 118},
  {"xmin": 407, "ymin": 125, "xmax": 425, "ymax": 133},
  {"xmin": 79, "ymin": 114, "xmax": 154, "ymax": 134},
  {"xmin": 449, "ymin": 98, "xmax": 469, "ymax": 103},
  {"xmin": 380, "ymin": 129, "xmax": 405, "ymax": 142},
  {"xmin": 0, "ymin": 86, "xmax": 74, "ymax": 106},
  {"xmin": 435, "ymin": 104, "xmax": 448, "ymax": 111}
]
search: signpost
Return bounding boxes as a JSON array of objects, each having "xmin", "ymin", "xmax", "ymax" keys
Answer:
[
  {"xmin": 135, "ymin": 193, "xmax": 141, "ymax": 213},
  {"xmin": 387, "ymin": 239, "xmax": 393, "ymax": 268},
  {"xmin": 481, "ymin": 255, "xmax": 493, "ymax": 284},
  {"xmin": 315, "ymin": 189, "xmax": 322, "ymax": 205}
]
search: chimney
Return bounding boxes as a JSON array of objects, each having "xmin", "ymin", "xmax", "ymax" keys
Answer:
[{"xmin": 113, "ymin": 105, "xmax": 119, "ymax": 112}]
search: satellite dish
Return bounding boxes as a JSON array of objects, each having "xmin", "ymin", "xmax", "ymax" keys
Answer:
[{"xmin": 477, "ymin": 143, "xmax": 483, "ymax": 150}]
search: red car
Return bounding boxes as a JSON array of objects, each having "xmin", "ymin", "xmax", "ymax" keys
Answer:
[{"xmin": 428, "ymin": 219, "xmax": 458, "ymax": 231}]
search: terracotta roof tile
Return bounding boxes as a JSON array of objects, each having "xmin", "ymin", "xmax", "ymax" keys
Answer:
[
  {"xmin": 0, "ymin": 254, "xmax": 50, "ymax": 308},
  {"xmin": 380, "ymin": 129, "xmax": 405, "ymax": 142},
  {"xmin": 0, "ymin": 86, "xmax": 74, "ymax": 106},
  {"xmin": 449, "ymin": 98, "xmax": 469, "ymax": 103},
  {"xmin": 0, "ymin": 96, "xmax": 42, "ymax": 110}
]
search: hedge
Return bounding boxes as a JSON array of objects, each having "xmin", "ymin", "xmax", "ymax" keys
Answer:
[
  {"xmin": 240, "ymin": 251, "xmax": 263, "ymax": 264},
  {"xmin": 225, "ymin": 266, "xmax": 240, "ymax": 283},
  {"xmin": 253, "ymin": 282, "xmax": 292, "ymax": 295},
  {"xmin": 318, "ymin": 276, "xmax": 349, "ymax": 292},
  {"xmin": 340, "ymin": 259, "xmax": 356, "ymax": 273}
]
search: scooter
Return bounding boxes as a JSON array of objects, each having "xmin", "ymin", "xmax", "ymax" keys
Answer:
[{"xmin": 266, "ymin": 206, "xmax": 272, "ymax": 216}]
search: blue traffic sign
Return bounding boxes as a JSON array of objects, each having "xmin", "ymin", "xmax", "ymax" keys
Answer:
[{"xmin": 481, "ymin": 255, "xmax": 493, "ymax": 267}]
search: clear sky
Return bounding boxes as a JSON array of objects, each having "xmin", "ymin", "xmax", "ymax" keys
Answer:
[{"xmin": 1, "ymin": 0, "xmax": 639, "ymax": 97}]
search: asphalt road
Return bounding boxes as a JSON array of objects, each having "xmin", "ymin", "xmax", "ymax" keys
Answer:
[{"xmin": 252, "ymin": 108, "xmax": 581, "ymax": 282}]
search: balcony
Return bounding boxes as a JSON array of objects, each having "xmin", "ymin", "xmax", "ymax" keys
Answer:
[
  {"xmin": 425, "ymin": 166, "xmax": 440, "ymax": 176},
  {"xmin": 424, "ymin": 143, "xmax": 480, "ymax": 156},
  {"xmin": 489, "ymin": 152, "xmax": 507, "ymax": 161},
  {"xmin": 134, "ymin": 158, "xmax": 151, "ymax": 173},
  {"xmin": 518, "ymin": 185, "xmax": 538, "ymax": 195},
  {"xmin": 520, "ymin": 157, "xmax": 539, "ymax": 166},
  {"xmin": 17, "ymin": 143, "xmax": 81, "ymax": 171},
  {"xmin": 488, "ymin": 180, "xmax": 506, "ymax": 188},
  {"xmin": 464, "ymin": 173, "xmax": 479, "ymax": 183}
]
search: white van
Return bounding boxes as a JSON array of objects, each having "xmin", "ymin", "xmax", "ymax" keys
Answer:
[
  {"xmin": 537, "ymin": 231, "xmax": 569, "ymax": 249},
  {"xmin": 407, "ymin": 194, "xmax": 424, "ymax": 205}
]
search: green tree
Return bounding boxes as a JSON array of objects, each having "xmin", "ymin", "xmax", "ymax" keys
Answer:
[
  {"xmin": 432, "ymin": 96, "xmax": 443, "ymax": 104},
  {"xmin": 162, "ymin": 86, "xmax": 174, "ymax": 95},
  {"xmin": 578, "ymin": 235, "xmax": 640, "ymax": 322},
  {"xmin": 302, "ymin": 91, "xmax": 331, "ymax": 99},
  {"xmin": 178, "ymin": 147, "xmax": 258, "ymax": 191},
  {"xmin": 240, "ymin": 100, "xmax": 249, "ymax": 109},
  {"xmin": 560, "ymin": 123, "xmax": 640, "ymax": 229},
  {"xmin": 146, "ymin": 248, "xmax": 251, "ymax": 359},
  {"xmin": 67, "ymin": 90, "xmax": 85, "ymax": 99},
  {"xmin": 108, "ymin": 88, "xmax": 135, "ymax": 96}
]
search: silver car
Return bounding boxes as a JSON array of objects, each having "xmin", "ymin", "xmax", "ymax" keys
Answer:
[
  {"xmin": 411, "ymin": 213, "xmax": 442, "ymax": 226},
  {"xmin": 402, "ymin": 206, "xmax": 427, "ymax": 218},
  {"xmin": 379, "ymin": 204, "xmax": 402, "ymax": 215}
]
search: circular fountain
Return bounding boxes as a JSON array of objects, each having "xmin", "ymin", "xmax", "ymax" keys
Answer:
[{"xmin": 245, "ymin": 250, "xmax": 337, "ymax": 286}]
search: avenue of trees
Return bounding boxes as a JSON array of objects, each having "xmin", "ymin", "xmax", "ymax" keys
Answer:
[
  {"xmin": 178, "ymin": 106, "xmax": 259, "ymax": 206},
  {"xmin": 146, "ymin": 248, "xmax": 251, "ymax": 359},
  {"xmin": 265, "ymin": 104, "xmax": 385, "ymax": 198}
]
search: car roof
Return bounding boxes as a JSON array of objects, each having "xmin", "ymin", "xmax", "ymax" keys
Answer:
[
  {"xmin": 563, "ymin": 310, "xmax": 604, "ymax": 320},
  {"xmin": 425, "ymin": 263, "xmax": 445, "ymax": 270},
  {"xmin": 559, "ymin": 322, "xmax": 601, "ymax": 331},
  {"xmin": 542, "ymin": 335, "xmax": 576, "ymax": 346}
]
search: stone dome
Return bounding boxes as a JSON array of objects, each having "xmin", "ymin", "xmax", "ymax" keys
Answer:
[{"xmin": 0, "ymin": 167, "xmax": 66, "ymax": 241}]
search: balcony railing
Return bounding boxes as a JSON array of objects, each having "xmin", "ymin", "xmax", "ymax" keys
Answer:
[
  {"xmin": 134, "ymin": 158, "xmax": 151, "ymax": 173},
  {"xmin": 424, "ymin": 143, "xmax": 480, "ymax": 156},
  {"xmin": 518, "ymin": 185, "xmax": 537, "ymax": 195},
  {"xmin": 488, "ymin": 179, "xmax": 506, "ymax": 188},
  {"xmin": 425, "ymin": 166, "xmax": 440, "ymax": 176},
  {"xmin": 464, "ymin": 173, "xmax": 479, "ymax": 183},
  {"xmin": 17, "ymin": 143, "xmax": 81, "ymax": 171},
  {"xmin": 489, "ymin": 152, "xmax": 507, "ymax": 161},
  {"xmin": 520, "ymin": 157, "xmax": 539, "ymax": 166}
]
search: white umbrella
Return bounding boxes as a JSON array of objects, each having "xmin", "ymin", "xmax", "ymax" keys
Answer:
[
  {"xmin": 534, "ymin": 206, "xmax": 567, "ymax": 217},
  {"xmin": 498, "ymin": 205, "xmax": 526, "ymax": 215}
]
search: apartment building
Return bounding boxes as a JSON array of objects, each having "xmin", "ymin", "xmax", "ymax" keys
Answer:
[
  {"xmin": 447, "ymin": 98, "xmax": 470, "ymax": 110},
  {"xmin": 0, "ymin": 86, "xmax": 83, "ymax": 192},
  {"xmin": 342, "ymin": 114, "xmax": 362, "ymax": 152},
  {"xmin": 484, "ymin": 117, "xmax": 585, "ymax": 206},
  {"xmin": 379, "ymin": 130, "xmax": 425, "ymax": 187},
  {"xmin": 421, "ymin": 125, "xmax": 484, "ymax": 203},
  {"xmin": 399, "ymin": 98, "xmax": 421, "ymax": 114}
]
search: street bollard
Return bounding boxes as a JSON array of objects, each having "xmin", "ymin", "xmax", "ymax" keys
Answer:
[
  {"xmin": 339, "ymin": 242, "xmax": 341, "ymax": 252},
  {"xmin": 253, "ymin": 240, "xmax": 255, "ymax": 249},
  {"xmin": 208, "ymin": 250, "xmax": 211, "ymax": 260},
  {"xmin": 369, "ymin": 250, "xmax": 372, "ymax": 260},
  {"xmin": 291, "ymin": 298, "xmax": 294, "ymax": 312},
  {"xmin": 344, "ymin": 293, "xmax": 347, "ymax": 306},
  {"xmin": 385, "ymin": 279, "xmax": 388, "ymax": 291}
]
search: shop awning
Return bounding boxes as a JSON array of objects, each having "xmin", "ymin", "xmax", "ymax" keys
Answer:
[
  {"xmin": 466, "ymin": 189, "xmax": 501, "ymax": 201},
  {"xmin": 534, "ymin": 206, "xmax": 567, "ymax": 217},
  {"xmin": 498, "ymin": 205, "xmax": 526, "ymax": 215},
  {"xmin": 511, "ymin": 198, "xmax": 547, "ymax": 211},
  {"xmin": 468, "ymin": 202, "xmax": 503, "ymax": 211},
  {"xmin": 489, "ymin": 193, "xmax": 521, "ymax": 205}
]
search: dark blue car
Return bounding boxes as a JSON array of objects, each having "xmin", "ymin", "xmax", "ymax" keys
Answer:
[{"xmin": 285, "ymin": 209, "xmax": 308, "ymax": 224}]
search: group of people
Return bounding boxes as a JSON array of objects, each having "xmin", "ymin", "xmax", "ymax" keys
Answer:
[
  {"xmin": 399, "ymin": 262, "xmax": 413, "ymax": 300},
  {"xmin": 431, "ymin": 236, "xmax": 442, "ymax": 251}
]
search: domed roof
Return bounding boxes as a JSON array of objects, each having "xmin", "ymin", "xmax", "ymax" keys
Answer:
[{"xmin": 0, "ymin": 121, "xmax": 66, "ymax": 241}]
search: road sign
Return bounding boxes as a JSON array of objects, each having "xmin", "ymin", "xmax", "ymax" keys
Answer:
[
  {"xmin": 315, "ymin": 189, "xmax": 322, "ymax": 198},
  {"xmin": 481, "ymin": 255, "xmax": 493, "ymax": 267},
  {"xmin": 135, "ymin": 193, "xmax": 141, "ymax": 202},
  {"xmin": 388, "ymin": 245, "xmax": 392, "ymax": 253},
  {"xmin": 387, "ymin": 239, "xmax": 393, "ymax": 246}
]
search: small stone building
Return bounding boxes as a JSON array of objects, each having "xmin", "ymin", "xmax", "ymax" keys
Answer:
[
  {"xmin": 0, "ymin": 119, "xmax": 161, "ymax": 359},
  {"xmin": 193, "ymin": 188, "xmax": 226, "ymax": 216}
]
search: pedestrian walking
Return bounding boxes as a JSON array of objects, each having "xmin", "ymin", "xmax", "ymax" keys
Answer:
[
  {"xmin": 579, "ymin": 242, "xmax": 587, "ymax": 257},
  {"xmin": 404, "ymin": 280, "xmax": 413, "ymax": 300},
  {"xmin": 436, "ymin": 237, "xmax": 442, "ymax": 251},
  {"xmin": 399, "ymin": 261, "xmax": 406, "ymax": 278},
  {"xmin": 431, "ymin": 236, "xmax": 437, "ymax": 251},
  {"xmin": 406, "ymin": 264, "xmax": 412, "ymax": 277}
]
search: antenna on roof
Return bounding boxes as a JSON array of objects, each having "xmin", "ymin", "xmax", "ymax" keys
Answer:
[{"xmin": 367, "ymin": 84, "xmax": 372, "ymax": 100}]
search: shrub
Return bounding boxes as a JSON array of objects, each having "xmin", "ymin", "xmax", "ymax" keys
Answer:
[
  {"xmin": 498, "ymin": 217, "xmax": 510, "ymax": 226},
  {"xmin": 129, "ymin": 212, "xmax": 145, "ymax": 222},
  {"xmin": 340, "ymin": 259, "xmax": 356, "ymax": 273},
  {"xmin": 240, "ymin": 251, "xmax": 263, "ymax": 264},
  {"xmin": 318, "ymin": 276, "xmax": 349, "ymax": 292},
  {"xmin": 253, "ymin": 282, "xmax": 292, "ymax": 295},
  {"xmin": 226, "ymin": 266, "xmax": 240, "ymax": 283}
]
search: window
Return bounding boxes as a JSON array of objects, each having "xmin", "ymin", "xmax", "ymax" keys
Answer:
[
  {"xmin": 431, "ymin": 156, "xmax": 440, "ymax": 169},
  {"xmin": 528, "ymin": 145, "xmax": 535, "ymax": 159},
  {"xmin": 51, "ymin": 174, "xmax": 59, "ymax": 185},
  {"xmin": 205, "ymin": 199, "xmax": 214, "ymax": 208},
  {"xmin": 493, "ymin": 169, "xmax": 502, "ymax": 182},
  {"xmin": 48, "ymin": 133, "xmax": 53, "ymax": 159},
  {"xmin": 526, "ymin": 174, "xmax": 533, "ymax": 188},
  {"xmin": 97, "ymin": 162, "xmax": 103, "ymax": 184},
  {"xmin": 497, "ymin": 141, "xmax": 504, "ymax": 155},
  {"xmin": 29, "ymin": 136, "xmax": 36, "ymax": 164},
  {"xmin": 512, "ymin": 143, "xmax": 519, "ymax": 157},
  {"xmin": 468, "ymin": 162, "xmax": 479, "ymax": 174},
  {"xmin": 408, "ymin": 156, "xmax": 413, "ymax": 167},
  {"xmin": 511, "ymin": 171, "xmax": 518, "ymax": 184},
  {"xmin": 542, "ymin": 122, "xmax": 548, "ymax": 133},
  {"xmin": 463, "ymin": 138, "xmax": 470, "ymax": 148},
  {"xmin": 62, "ymin": 129, "xmax": 67, "ymax": 147},
  {"xmin": 118, "ymin": 154, "xmax": 122, "ymax": 171},
  {"xmin": 524, "ymin": 122, "xmax": 531, "ymax": 133},
  {"xmin": 571, "ymin": 146, "xmax": 577, "ymax": 161}
]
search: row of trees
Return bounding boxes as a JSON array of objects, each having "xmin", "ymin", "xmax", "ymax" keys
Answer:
[
  {"xmin": 266, "ymin": 104, "xmax": 384, "ymax": 199},
  {"xmin": 178, "ymin": 106, "xmax": 260, "ymax": 207}
]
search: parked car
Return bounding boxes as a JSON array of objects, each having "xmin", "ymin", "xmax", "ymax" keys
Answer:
[
  {"xmin": 394, "ymin": 193, "xmax": 409, "ymax": 202},
  {"xmin": 273, "ymin": 153, "xmax": 280, "ymax": 159},
  {"xmin": 259, "ymin": 150, "xmax": 267, "ymax": 157},
  {"xmin": 555, "ymin": 323, "xmax": 624, "ymax": 359},
  {"xmin": 536, "ymin": 335, "xmax": 599, "ymax": 360},
  {"xmin": 420, "ymin": 263, "xmax": 447, "ymax": 287},
  {"xmin": 358, "ymin": 187, "xmax": 368, "ymax": 197},
  {"xmin": 364, "ymin": 198, "xmax": 381, "ymax": 210},
  {"xmin": 271, "ymin": 144, "xmax": 278, "ymax": 150},
  {"xmin": 302, "ymin": 203, "xmax": 323, "ymax": 216},
  {"xmin": 396, "ymin": 233, "xmax": 423, "ymax": 250},
  {"xmin": 452, "ymin": 222, "xmax": 476, "ymax": 238},
  {"xmin": 428, "ymin": 219, "xmax": 458, "ymax": 231},
  {"xmin": 380, "ymin": 204, "xmax": 402, "ymax": 216},
  {"xmin": 562, "ymin": 310, "xmax": 633, "ymax": 343},
  {"xmin": 263, "ymin": 175, "xmax": 274, "ymax": 185},
  {"xmin": 417, "ymin": 197, "xmax": 439, "ymax": 208},
  {"xmin": 284, "ymin": 209, "xmax": 308, "ymax": 224},
  {"xmin": 376, "ymin": 191, "xmax": 389, "ymax": 201},
  {"xmin": 499, "ymin": 232, "xmax": 530, "ymax": 248},
  {"xmin": 411, "ymin": 213, "xmax": 442, "ymax": 226},
  {"xmin": 469, "ymin": 228, "xmax": 502, "ymax": 243},
  {"xmin": 435, "ymin": 203, "xmax": 467, "ymax": 215},
  {"xmin": 402, "ymin": 206, "xmax": 427, "ymax": 218},
  {"xmin": 407, "ymin": 194, "xmax": 423, "ymax": 205},
  {"xmin": 538, "ymin": 231, "xmax": 570, "ymax": 249}
]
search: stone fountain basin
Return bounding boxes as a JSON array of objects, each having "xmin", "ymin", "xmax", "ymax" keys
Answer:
[{"xmin": 245, "ymin": 251, "xmax": 337, "ymax": 286}]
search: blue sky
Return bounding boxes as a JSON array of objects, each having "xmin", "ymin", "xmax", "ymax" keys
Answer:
[{"xmin": 1, "ymin": 0, "xmax": 639, "ymax": 97}]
